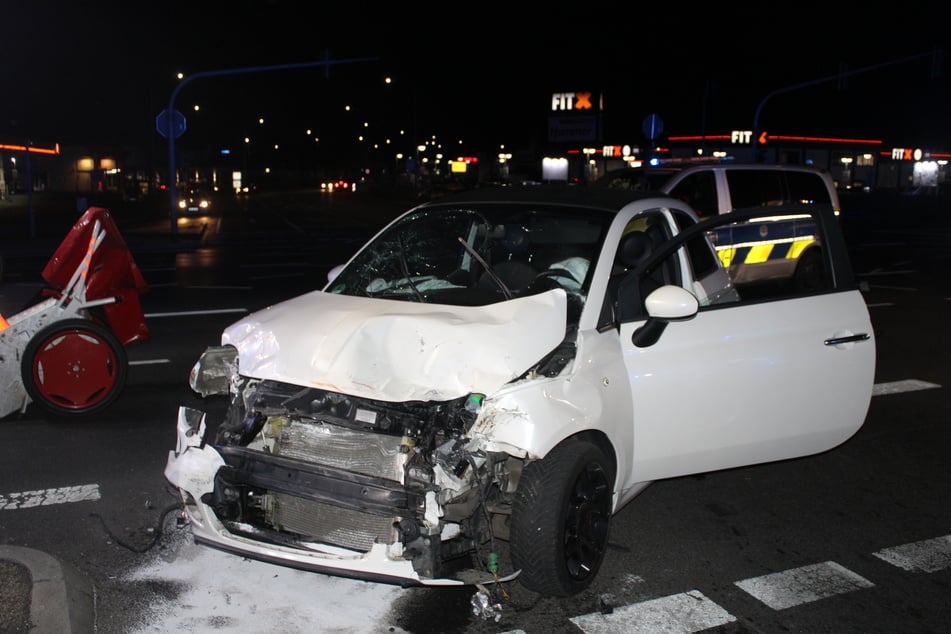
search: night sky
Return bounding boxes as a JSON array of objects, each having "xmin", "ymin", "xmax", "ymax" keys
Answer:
[{"xmin": 3, "ymin": 1, "xmax": 950, "ymax": 158}]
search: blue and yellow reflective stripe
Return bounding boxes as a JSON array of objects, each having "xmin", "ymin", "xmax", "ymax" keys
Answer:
[
  {"xmin": 710, "ymin": 214, "xmax": 817, "ymax": 268},
  {"xmin": 715, "ymin": 237, "xmax": 816, "ymax": 267}
]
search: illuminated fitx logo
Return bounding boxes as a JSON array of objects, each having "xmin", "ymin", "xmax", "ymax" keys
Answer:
[
  {"xmin": 891, "ymin": 148, "xmax": 923, "ymax": 161},
  {"xmin": 551, "ymin": 92, "xmax": 594, "ymax": 111}
]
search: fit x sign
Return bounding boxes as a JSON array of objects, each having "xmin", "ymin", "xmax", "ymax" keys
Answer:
[{"xmin": 551, "ymin": 92, "xmax": 597, "ymax": 111}]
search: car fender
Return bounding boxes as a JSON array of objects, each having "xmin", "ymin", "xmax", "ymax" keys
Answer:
[{"xmin": 471, "ymin": 328, "xmax": 635, "ymax": 508}]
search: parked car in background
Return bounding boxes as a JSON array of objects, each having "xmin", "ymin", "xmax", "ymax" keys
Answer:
[{"xmin": 165, "ymin": 185, "xmax": 875, "ymax": 597}]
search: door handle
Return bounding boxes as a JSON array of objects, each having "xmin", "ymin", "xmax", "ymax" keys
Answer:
[{"xmin": 824, "ymin": 333, "xmax": 870, "ymax": 346}]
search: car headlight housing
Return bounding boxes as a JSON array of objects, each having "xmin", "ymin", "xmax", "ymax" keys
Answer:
[{"xmin": 189, "ymin": 345, "xmax": 239, "ymax": 397}]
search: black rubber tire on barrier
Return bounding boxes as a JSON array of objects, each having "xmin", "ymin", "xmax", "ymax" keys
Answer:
[
  {"xmin": 21, "ymin": 318, "xmax": 128, "ymax": 417},
  {"xmin": 510, "ymin": 436, "xmax": 615, "ymax": 596}
]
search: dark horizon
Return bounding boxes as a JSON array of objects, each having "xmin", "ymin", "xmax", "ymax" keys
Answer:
[{"xmin": 2, "ymin": 2, "xmax": 949, "ymax": 156}]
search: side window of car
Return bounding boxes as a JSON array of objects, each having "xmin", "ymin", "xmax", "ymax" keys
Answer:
[
  {"xmin": 707, "ymin": 208, "xmax": 831, "ymax": 300},
  {"xmin": 726, "ymin": 170, "xmax": 786, "ymax": 208},
  {"xmin": 785, "ymin": 171, "xmax": 833, "ymax": 205},
  {"xmin": 612, "ymin": 205, "xmax": 843, "ymax": 328},
  {"xmin": 608, "ymin": 212, "xmax": 682, "ymax": 323},
  {"xmin": 667, "ymin": 171, "xmax": 717, "ymax": 218}
]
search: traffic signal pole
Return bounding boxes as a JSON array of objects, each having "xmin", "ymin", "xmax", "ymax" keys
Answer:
[{"xmin": 751, "ymin": 49, "xmax": 942, "ymax": 160}]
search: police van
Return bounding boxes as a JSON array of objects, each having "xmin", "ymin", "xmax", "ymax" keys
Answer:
[{"xmin": 596, "ymin": 161, "xmax": 839, "ymax": 293}]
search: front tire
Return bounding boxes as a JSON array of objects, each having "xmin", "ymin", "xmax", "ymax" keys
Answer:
[
  {"xmin": 510, "ymin": 436, "xmax": 615, "ymax": 596},
  {"xmin": 21, "ymin": 318, "xmax": 128, "ymax": 416}
]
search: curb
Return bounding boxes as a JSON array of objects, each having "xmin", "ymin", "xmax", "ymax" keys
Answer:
[{"xmin": 0, "ymin": 546, "xmax": 95, "ymax": 633}]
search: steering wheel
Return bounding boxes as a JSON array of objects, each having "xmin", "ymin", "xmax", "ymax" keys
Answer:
[{"xmin": 531, "ymin": 268, "xmax": 579, "ymax": 290}]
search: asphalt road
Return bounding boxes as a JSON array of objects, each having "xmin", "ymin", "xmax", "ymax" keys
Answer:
[{"xmin": 0, "ymin": 187, "xmax": 949, "ymax": 633}]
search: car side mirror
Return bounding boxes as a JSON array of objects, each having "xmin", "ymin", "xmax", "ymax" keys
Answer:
[{"xmin": 632, "ymin": 285, "xmax": 699, "ymax": 348}]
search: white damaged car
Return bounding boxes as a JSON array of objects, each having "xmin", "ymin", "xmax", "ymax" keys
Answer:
[{"xmin": 165, "ymin": 185, "xmax": 875, "ymax": 596}]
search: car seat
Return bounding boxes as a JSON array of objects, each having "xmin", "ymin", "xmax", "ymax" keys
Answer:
[{"xmin": 478, "ymin": 224, "xmax": 538, "ymax": 295}]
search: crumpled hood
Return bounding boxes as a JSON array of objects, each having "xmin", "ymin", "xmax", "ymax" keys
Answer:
[{"xmin": 222, "ymin": 289, "xmax": 568, "ymax": 401}]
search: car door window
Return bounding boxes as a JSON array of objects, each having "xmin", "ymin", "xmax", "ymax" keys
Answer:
[
  {"xmin": 786, "ymin": 171, "xmax": 833, "ymax": 205},
  {"xmin": 609, "ymin": 212, "xmax": 682, "ymax": 322},
  {"xmin": 726, "ymin": 170, "xmax": 786, "ymax": 208},
  {"xmin": 708, "ymin": 206, "xmax": 832, "ymax": 299},
  {"xmin": 617, "ymin": 204, "xmax": 844, "ymax": 325},
  {"xmin": 667, "ymin": 171, "xmax": 717, "ymax": 218}
]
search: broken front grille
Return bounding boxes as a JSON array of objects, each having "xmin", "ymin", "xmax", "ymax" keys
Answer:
[{"xmin": 214, "ymin": 443, "xmax": 426, "ymax": 552}]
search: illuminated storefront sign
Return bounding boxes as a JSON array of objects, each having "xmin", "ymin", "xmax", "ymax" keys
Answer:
[
  {"xmin": 891, "ymin": 148, "xmax": 923, "ymax": 160},
  {"xmin": 603, "ymin": 145, "xmax": 639, "ymax": 159},
  {"xmin": 551, "ymin": 92, "xmax": 598, "ymax": 111}
]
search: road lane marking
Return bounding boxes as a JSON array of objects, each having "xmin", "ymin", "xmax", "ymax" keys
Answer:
[
  {"xmin": 0, "ymin": 484, "xmax": 100, "ymax": 510},
  {"xmin": 869, "ymin": 285, "xmax": 918, "ymax": 290},
  {"xmin": 863, "ymin": 271, "xmax": 919, "ymax": 276},
  {"xmin": 570, "ymin": 590, "xmax": 736, "ymax": 633},
  {"xmin": 872, "ymin": 535, "xmax": 951, "ymax": 572},
  {"xmin": 143, "ymin": 308, "xmax": 248, "ymax": 318},
  {"xmin": 734, "ymin": 561, "xmax": 874, "ymax": 610},
  {"xmin": 129, "ymin": 359, "xmax": 170, "ymax": 366},
  {"xmin": 872, "ymin": 379, "xmax": 941, "ymax": 396}
]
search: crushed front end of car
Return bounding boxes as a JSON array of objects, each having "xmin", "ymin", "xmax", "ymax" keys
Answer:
[
  {"xmin": 164, "ymin": 288, "xmax": 576, "ymax": 588},
  {"xmin": 168, "ymin": 370, "xmax": 483, "ymax": 585},
  {"xmin": 165, "ymin": 198, "xmax": 614, "ymax": 590}
]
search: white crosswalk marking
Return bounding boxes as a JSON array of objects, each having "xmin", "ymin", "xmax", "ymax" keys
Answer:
[
  {"xmin": 570, "ymin": 589, "xmax": 736, "ymax": 633},
  {"xmin": 872, "ymin": 535, "xmax": 951, "ymax": 572},
  {"xmin": 734, "ymin": 561, "xmax": 874, "ymax": 610},
  {"xmin": 0, "ymin": 484, "xmax": 100, "ymax": 509},
  {"xmin": 872, "ymin": 379, "xmax": 941, "ymax": 396}
]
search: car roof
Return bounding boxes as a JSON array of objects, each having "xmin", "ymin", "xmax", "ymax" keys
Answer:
[
  {"xmin": 604, "ymin": 161, "xmax": 830, "ymax": 176},
  {"xmin": 424, "ymin": 184, "xmax": 669, "ymax": 213}
]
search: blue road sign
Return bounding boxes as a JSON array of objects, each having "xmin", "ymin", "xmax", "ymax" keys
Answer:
[{"xmin": 156, "ymin": 109, "xmax": 187, "ymax": 139}]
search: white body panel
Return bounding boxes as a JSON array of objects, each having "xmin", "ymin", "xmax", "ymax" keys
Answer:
[
  {"xmin": 622, "ymin": 290, "xmax": 875, "ymax": 482},
  {"xmin": 222, "ymin": 288, "xmax": 567, "ymax": 402}
]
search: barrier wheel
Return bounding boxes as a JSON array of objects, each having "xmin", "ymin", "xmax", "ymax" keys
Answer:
[{"xmin": 21, "ymin": 318, "xmax": 128, "ymax": 416}]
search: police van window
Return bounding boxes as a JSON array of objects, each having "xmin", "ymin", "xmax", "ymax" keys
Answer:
[
  {"xmin": 667, "ymin": 171, "xmax": 716, "ymax": 217},
  {"xmin": 712, "ymin": 209, "xmax": 830, "ymax": 300},
  {"xmin": 785, "ymin": 171, "xmax": 832, "ymax": 205},
  {"xmin": 726, "ymin": 170, "xmax": 786, "ymax": 208}
]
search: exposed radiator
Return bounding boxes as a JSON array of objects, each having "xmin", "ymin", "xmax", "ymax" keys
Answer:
[
  {"xmin": 276, "ymin": 419, "xmax": 406, "ymax": 482},
  {"xmin": 270, "ymin": 492, "xmax": 395, "ymax": 552}
]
